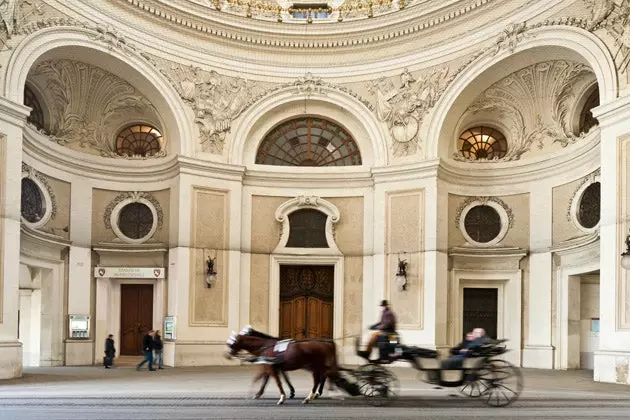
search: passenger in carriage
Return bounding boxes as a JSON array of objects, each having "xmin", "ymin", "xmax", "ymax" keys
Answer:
[
  {"xmin": 358, "ymin": 300, "xmax": 397, "ymax": 360},
  {"xmin": 441, "ymin": 327, "xmax": 489, "ymax": 370}
]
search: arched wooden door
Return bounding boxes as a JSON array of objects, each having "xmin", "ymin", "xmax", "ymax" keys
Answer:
[{"xmin": 279, "ymin": 265, "xmax": 334, "ymax": 340}]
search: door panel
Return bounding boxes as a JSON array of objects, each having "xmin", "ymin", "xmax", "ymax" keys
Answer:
[
  {"xmin": 463, "ymin": 287, "xmax": 498, "ymax": 339},
  {"xmin": 120, "ymin": 284, "xmax": 154, "ymax": 355},
  {"xmin": 279, "ymin": 265, "xmax": 334, "ymax": 340}
]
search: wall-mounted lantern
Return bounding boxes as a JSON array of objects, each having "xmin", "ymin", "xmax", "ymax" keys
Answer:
[
  {"xmin": 622, "ymin": 233, "xmax": 630, "ymax": 270},
  {"xmin": 395, "ymin": 256, "xmax": 408, "ymax": 291},
  {"xmin": 205, "ymin": 257, "xmax": 217, "ymax": 288}
]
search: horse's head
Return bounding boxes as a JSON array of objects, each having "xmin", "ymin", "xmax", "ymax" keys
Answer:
[{"xmin": 225, "ymin": 325, "xmax": 263, "ymax": 359}]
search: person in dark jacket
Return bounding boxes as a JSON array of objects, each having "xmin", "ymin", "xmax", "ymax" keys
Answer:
[
  {"xmin": 441, "ymin": 328, "xmax": 490, "ymax": 370},
  {"xmin": 358, "ymin": 300, "xmax": 397, "ymax": 359},
  {"xmin": 104, "ymin": 334, "xmax": 115, "ymax": 369},
  {"xmin": 136, "ymin": 330, "xmax": 155, "ymax": 371},
  {"xmin": 153, "ymin": 330, "xmax": 164, "ymax": 370}
]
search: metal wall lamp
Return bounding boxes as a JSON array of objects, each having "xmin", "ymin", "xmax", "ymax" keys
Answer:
[
  {"xmin": 622, "ymin": 232, "xmax": 630, "ymax": 270},
  {"xmin": 395, "ymin": 256, "xmax": 408, "ymax": 291},
  {"xmin": 205, "ymin": 257, "xmax": 217, "ymax": 288}
]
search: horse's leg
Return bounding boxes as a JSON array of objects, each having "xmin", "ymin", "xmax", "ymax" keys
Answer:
[
  {"xmin": 253, "ymin": 369, "xmax": 269, "ymax": 399},
  {"xmin": 303, "ymin": 371, "xmax": 321, "ymax": 404},
  {"xmin": 280, "ymin": 370, "xmax": 295, "ymax": 399},
  {"xmin": 270, "ymin": 367, "xmax": 286, "ymax": 405},
  {"xmin": 315, "ymin": 376, "xmax": 325, "ymax": 398}
]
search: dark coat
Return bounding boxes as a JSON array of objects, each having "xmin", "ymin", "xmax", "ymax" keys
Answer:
[
  {"xmin": 142, "ymin": 334, "xmax": 154, "ymax": 352},
  {"xmin": 450, "ymin": 336, "xmax": 490, "ymax": 356},
  {"xmin": 153, "ymin": 335, "xmax": 163, "ymax": 351},
  {"xmin": 105, "ymin": 338, "xmax": 116, "ymax": 357},
  {"xmin": 372, "ymin": 308, "xmax": 397, "ymax": 332}
]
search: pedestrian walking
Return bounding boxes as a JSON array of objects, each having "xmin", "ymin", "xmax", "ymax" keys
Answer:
[
  {"xmin": 154, "ymin": 330, "xmax": 164, "ymax": 370},
  {"xmin": 136, "ymin": 330, "xmax": 155, "ymax": 371},
  {"xmin": 104, "ymin": 334, "xmax": 115, "ymax": 369}
]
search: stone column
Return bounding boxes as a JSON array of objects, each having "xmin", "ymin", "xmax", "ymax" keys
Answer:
[
  {"xmin": 66, "ymin": 178, "xmax": 94, "ymax": 365},
  {"xmin": 523, "ymin": 186, "xmax": 554, "ymax": 368},
  {"xmin": 594, "ymin": 96, "xmax": 630, "ymax": 384},
  {"xmin": 0, "ymin": 97, "xmax": 29, "ymax": 379}
]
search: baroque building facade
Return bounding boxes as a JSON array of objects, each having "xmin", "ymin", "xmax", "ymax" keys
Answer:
[{"xmin": 0, "ymin": 0, "xmax": 626, "ymax": 384}]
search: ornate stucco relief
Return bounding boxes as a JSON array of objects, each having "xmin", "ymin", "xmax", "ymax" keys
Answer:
[
  {"xmin": 30, "ymin": 59, "xmax": 162, "ymax": 158},
  {"xmin": 454, "ymin": 196, "xmax": 515, "ymax": 229},
  {"xmin": 366, "ymin": 54, "xmax": 482, "ymax": 157},
  {"xmin": 454, "ymin": 60, "xmax": 595, "ymax": 162}
]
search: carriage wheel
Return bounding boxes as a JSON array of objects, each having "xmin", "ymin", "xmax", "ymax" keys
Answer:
[
  {"xmin": 479, "ymin": 360, "xmax": 524, "ymax": 407},
  {"xmin": 355, "ymin": 364, "xmax": 399, "ymax": 407},
  {"xmin": 458, "ymin": 363, "xmax": 492, "ymax": 398}
]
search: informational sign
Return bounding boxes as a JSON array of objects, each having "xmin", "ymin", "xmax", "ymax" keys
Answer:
[
  {"xmin": 164, "ymin": 316, "xmax": 176, "ymax": 340},
  {"xmin": 94, "ymin": 267, "xmax": 165, "ymax": 279},
  {"xmin": 69, "ymin": 315, "xmax": 90, "ymax": 339}
]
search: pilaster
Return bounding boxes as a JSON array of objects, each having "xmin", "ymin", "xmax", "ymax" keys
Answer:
[
  {"xmin": 523, "ymin": 186, "xmax": 554, "ymax": 368},
  {"xmin": 0, "ymin": 97, "xmax": 29, "ymax": 378}
]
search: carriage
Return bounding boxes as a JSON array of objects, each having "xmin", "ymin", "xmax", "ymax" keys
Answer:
[{"xmin": 350, "ymin": 333, "xmax": 524, "ymax": 407}]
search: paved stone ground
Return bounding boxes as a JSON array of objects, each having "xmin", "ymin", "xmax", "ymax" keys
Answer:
[{"xmin": 1, "ymin": 365, "xmax": 630, "ymax": 419}]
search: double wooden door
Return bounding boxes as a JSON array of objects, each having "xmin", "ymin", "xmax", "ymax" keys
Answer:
[
  {"xmin": 279, "ymin": 265, "xmax": 334, "ymax": 340},
  {"xmin": 462, "ymin": 287, "xmax": 498, "ymax": 339},
  {"xmin": 120, "ymin": 284, "xmax": 154, "ymax": 355}
]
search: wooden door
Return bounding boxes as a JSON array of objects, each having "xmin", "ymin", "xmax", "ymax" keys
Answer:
[
  {"xmin": 463, "ymin": 287, "xmax": 498, "ymax": 339},
  {"xmin": 120, "ymin": 284, "xmax": 154, "ymax": 355},
  {"xmin": 279, "ymin": 266, "xmax": 333, "ymax": 340}
]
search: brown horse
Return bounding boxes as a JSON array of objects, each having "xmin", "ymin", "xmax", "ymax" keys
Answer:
[
  {"xmin": 226, "ymin": 328, "xmax": 343, "ymax": 405},
  {"xmin": 244, "ymin": 328, "xmax": 334, "ymax": 400}
]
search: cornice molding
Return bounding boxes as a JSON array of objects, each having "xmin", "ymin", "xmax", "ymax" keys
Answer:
[
  {"xmin": 0, "ymin": 96, "xmax": 30, "ymax": 127},
  {"xmin": 438, "ymin": 129, "xmax": 601, "ymax": 188}
]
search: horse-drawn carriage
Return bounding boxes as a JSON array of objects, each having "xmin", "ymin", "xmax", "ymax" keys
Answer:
[
  {"xmin": 226, "ymin": 326, "xmax": 523, "ymax": 407},
  {"xmin": 350, "ymin": 333, "xmax": 523, "ymax": 407}
]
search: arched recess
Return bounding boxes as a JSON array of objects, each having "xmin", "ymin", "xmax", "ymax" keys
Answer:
[
  {"xmin": 427, "ymin": 26, "xmax": 618, "ymax": 160},
  {"xmin": 229, "ymin": 86, "xmax": 388, "ymax": 168},
  {"xmin": 3, "ymin": 27, "xmax": 193, "ymax": 156}
]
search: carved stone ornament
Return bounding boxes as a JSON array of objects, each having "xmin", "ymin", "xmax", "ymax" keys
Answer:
[
  {"xmin": 567, "ymin": 168, "xmax": 601, "ymax": 224},
  {"xmin": 454, "ymin": 60, "xmax": 595, "ymax": 162},
  {"xmin": 103, "ymin": 191, "xmax": 163, "ymax": 231},
  {"xmin": 141, "ymin": 53, "xmax": 373, "ymax": 154},
  {"xmin": 366, "ymin": 54, "xmax": 482, "ymax": 157},
  {"xmin": 21, "ymin": 162, "xmax": 57, "ymax": 222},
  {"xmin": 454, "ymin": 196, "xmax": 514, "ymax": 229},
  {"xmin": 31, "ymin": 59, "xmax": 164, "ymax": 158}
]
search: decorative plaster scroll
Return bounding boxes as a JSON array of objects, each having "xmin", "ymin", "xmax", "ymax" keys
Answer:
[
  {"xmin": 31, "ymin": 59, "xmax": 163, "ymax": 159},
  {"xmin": 21, "ymin": 162, "xmax": 57, "ymax": 224},
  {"xmin": 103, "ymin": 191, "xmax": 164, "ymax": 231},
  {"xmin": 455, "ymin": 60, "xmax": 595, "ymax": 162},
  {"xmin": 274, "ymin": 194, "xmax": 341, "ymax": 254},
  {"xmin": 366, "ymin": 53, "xmax": 483, "ymax": 157},
  {"xmin": 140, "ymin": 54, "xmax": 274, "ymax": 154},
  {"xmin": 454, "ymin": 196, "xmax": 514, "ymax": 229}
]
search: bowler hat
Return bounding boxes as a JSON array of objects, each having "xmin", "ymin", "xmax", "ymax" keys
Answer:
[{"xmin": 380, "ymin": 300, "xmax": 389, "ymax": 307}]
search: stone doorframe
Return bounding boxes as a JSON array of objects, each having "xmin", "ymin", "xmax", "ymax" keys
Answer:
[
  {"xmin": 94, "ymin": 277, "xmax": 165, "ymax": 363},
  {"xmin": 552, "ymin": 234, "xmax": 599, "ymax": 370},
  {"xmin": 269, "ymin": 195, "xmax": 344, "ymax": 341},
  {"xmin": 448, "ymin": 248, "xmax": 525, "ymax": 366}
]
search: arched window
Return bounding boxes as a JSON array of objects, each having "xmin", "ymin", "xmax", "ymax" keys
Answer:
[
  {"xmin": 458, "ymin": 126, "xmax": 508, "ymax": 161},
  {"xmin": 256, "ymin": 117, "xmax": 362, "ymax": 167},
  {"xmin": 23, "ymin": 86, "xmax": 45, "ymax": 130},
  {"xmin": 286, "ymin": 209, "xmax": 328, "ymax": 248},
  {"xmin": 115, "ymin": 124, "xmax": 163, "ymax": 157},
  {"xmin": 579, "ymin": 89, "xmax": 599, "ymax": 134}
]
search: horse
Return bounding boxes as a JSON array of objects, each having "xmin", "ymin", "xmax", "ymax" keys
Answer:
[
  {"xmin": 226, "ymin": 328, "xmax": 344, "ymax": 405},
  {"xmin": 244, "ymin": 328, "xmax": 335, "ymax": 399}
]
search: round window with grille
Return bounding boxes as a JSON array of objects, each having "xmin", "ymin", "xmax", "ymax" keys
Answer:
[
  {"xmin": 463, "ymin": 205, "xmax": 502, "ymax": 244},
  {"xmin": 577, "ymin": 182, "xmax": 600, "ymax": 230},
  {"xmin": 21, "ymin": 178, "xmax": 46, "ymax": 224},
  {"xmin": 117, "ymin": 202, "xmax": 155, "ymax": 240}
]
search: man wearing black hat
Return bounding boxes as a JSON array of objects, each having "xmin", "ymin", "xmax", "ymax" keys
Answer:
[{"xmin": 358, "ymin": 300, "xmax": 397, "ymax": 359}]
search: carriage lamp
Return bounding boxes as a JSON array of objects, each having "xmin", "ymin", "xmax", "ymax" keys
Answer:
[
  {"xmin": 205, "ymin": 257, "xmax": 217, "ymax": 288},
  {"xmin": 395, "ymin": 257, "xmax": 408, "ymax": 291},
  {"xmin": 622, "ymin": 232, "xmax": 630, "ymax": 270}
]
